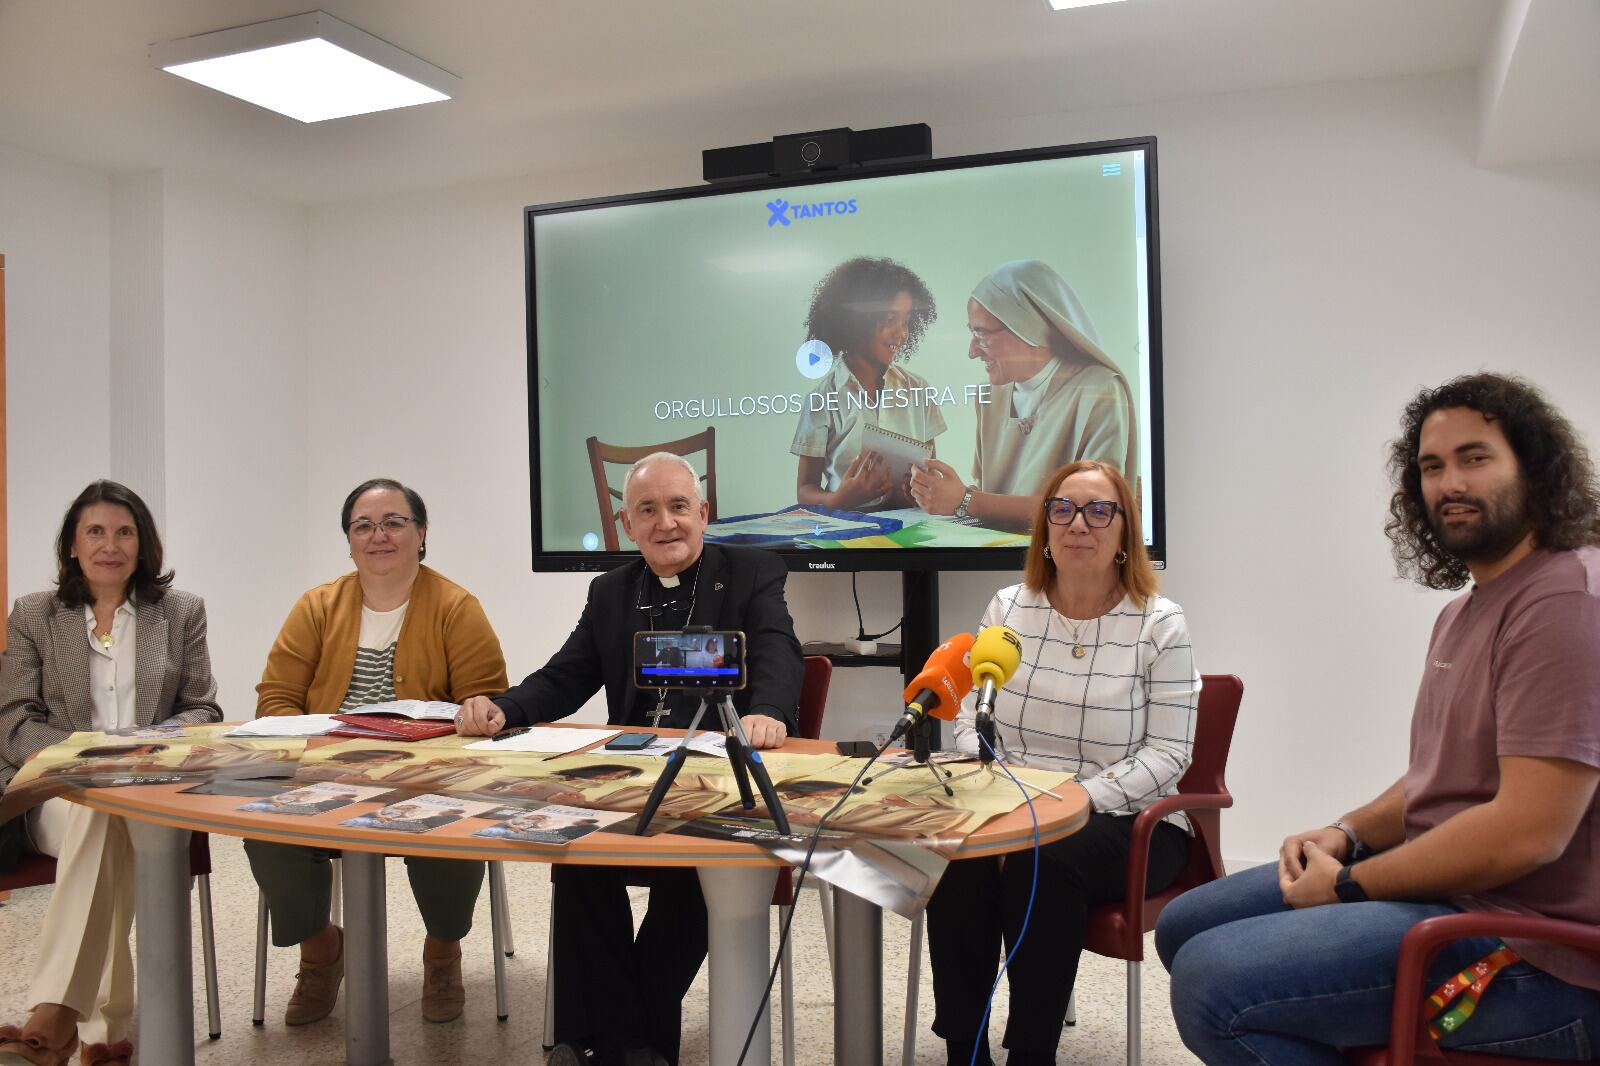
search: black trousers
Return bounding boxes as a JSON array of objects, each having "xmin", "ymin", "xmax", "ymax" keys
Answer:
[
  {"xmin": 551, "ymin": 864, "xmax": 709, "ymax": 1065},
  {"xmin": 926, "ymin": 811, "xmax": 1189, "ymax": 1066}
]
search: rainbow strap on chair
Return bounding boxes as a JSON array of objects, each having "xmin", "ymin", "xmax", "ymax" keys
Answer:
[{"xmin": 1423, "ymin": 942, "xmax": 1521, "ymax": 1039}]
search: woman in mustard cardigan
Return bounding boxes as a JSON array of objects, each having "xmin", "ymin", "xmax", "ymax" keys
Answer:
[{"xmin": 244, "ymin": 479, "xmax": 508, "ymax": 1028}]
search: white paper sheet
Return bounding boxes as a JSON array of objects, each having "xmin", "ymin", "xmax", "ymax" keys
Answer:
[
  {"xmin": 226, "ymin": 714, "xmax": 342, "ymax": 738},
  {"xmin": 464, "ymin": 727, "xmax": 620, "ymax": 754}
]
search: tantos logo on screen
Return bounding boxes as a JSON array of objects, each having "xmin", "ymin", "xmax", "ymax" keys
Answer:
[{"xmin": 765, "ymin": 197, "xmax": 858, "ymax": 227}]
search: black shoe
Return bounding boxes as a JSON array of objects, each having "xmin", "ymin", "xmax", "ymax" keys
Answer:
[
  {"xmin": 620, "ymin": 1050, "xmax": 668, "ymax": 1066},
  {"xmin": 945, "ymin": 1038, "xmax": 994, "ymax": 1066},
  {"xmin": 547, "ymin": 1043, "xmax": 598, "ymax": 1066}
]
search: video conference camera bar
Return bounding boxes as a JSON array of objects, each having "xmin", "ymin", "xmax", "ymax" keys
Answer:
[{"xmin": 702, "ymin": 123, "xmax": 932, "ymax": 183}]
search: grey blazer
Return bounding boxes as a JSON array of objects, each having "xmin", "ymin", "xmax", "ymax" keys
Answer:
[{"xmin": 0, "ymin": 588, "xmax": 223, "ymax": 791}]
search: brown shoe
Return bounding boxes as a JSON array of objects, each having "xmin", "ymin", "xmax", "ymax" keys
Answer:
[
  {"xmin": 420, "ymin": 945, "xmax": 465, "ymax": 1023},
  {"xmin": 0, "ymin": 1022, "xmax": 78, "ymax": 1066},
  {"xmin": 80, "ymin": 1041, "xmax": 132, "ymax": 1066},
  {"xmin": 285, "ymin": 926, "xmax": 344, "ymax": 1026}
]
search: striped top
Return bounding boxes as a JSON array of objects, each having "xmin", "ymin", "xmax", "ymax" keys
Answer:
[
  {"xmin": 340, "ymin": 602, "xmax": 407, "ymax": 710},
  {"xmin": 953, "ymin": 583, "xmax": 1199, "ymax": 822}
]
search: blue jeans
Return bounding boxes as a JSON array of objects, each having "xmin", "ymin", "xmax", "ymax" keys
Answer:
[{"xmin": 1156, "ymin": 864, "xmax": 1600, "ymax": 1063}]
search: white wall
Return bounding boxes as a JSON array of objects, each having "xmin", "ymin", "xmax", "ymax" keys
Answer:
[
  {"xmin": 0, "ymin": 144, "xmax": 112, "ymax": 593},
  {"xmin": 305, "ymin": 70, "xmax": 1600, "ymax": 865},
  {"xmin": 158, "ymin": 173, "xmax": 309, "ymax": 716},
  {"xmin": 2, "ymin": 159, "xmax": 308, "ymax": 716},
  {"xmin": 305, "ymin": 159, "xmax": 702, "ymax": 718}
]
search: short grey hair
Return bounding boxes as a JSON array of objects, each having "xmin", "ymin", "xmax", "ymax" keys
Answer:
[{"xmin": 622, "ymin": 452, "xmax": 702, "ymax": 504}]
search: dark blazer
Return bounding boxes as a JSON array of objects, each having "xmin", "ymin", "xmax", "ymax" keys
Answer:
[
  {"xmin": 494, "ymin": 544, "xmax": 803, "ymax": 731},
  {"xmin": 0, "ymin": 589, "xmax": 223, "ymax": 791}
]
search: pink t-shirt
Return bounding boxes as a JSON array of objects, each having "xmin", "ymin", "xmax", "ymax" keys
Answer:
[{"xmin": 1404, "ymin": 546, "xmax": 1600, "ymax": 990}]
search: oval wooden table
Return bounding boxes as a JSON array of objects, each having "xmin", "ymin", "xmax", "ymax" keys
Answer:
[{"xmin": 66, "ymin": 733, "xmax": 1089, "ymax": 1066}]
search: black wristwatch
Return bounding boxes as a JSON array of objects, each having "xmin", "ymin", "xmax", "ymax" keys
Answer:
[{"xmin": 1334, "ymin": 864, "xmax": 1369, "ymax": 904}]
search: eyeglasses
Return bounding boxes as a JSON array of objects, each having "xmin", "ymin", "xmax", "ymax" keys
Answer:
[
  {"xmin": 1044, "ymin": 498, "xmax": 1120, "ymax": 528},
  {"xmin": 347, "ymin": 516, "xmax": 417, "ymax": 538},
  {"xmin": 968, "ymin": 324, "xmax": 1008, "ymax": 352}
]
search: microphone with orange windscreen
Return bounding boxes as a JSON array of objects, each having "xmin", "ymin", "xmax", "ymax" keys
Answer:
[{"xmin": 886, "ymin": 632, "xmax": 975, "ymax": 743}]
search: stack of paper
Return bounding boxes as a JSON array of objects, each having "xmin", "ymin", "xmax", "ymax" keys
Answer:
[{"xmin": 227, "ymin": 714, "xmax": 342, "ymax": 738}]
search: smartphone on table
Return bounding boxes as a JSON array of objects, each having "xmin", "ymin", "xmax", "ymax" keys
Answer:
[{"xmin": 605, "ymin": 732, "xmax": 658, "ymax": 751}]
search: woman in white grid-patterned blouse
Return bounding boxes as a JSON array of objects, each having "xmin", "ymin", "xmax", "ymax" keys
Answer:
[{"xmin": 926, "ymin": 459, "xmax": 1200, "ymax": 1066}]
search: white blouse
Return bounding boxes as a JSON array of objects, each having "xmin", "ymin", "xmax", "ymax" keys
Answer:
[
  {"xmin": 84, "ymin": 601, "xmax": 137, "ymax": 733},
  {"xmin": 953, "ymin": 583, "xmax": 1199, "ymax": 820}
]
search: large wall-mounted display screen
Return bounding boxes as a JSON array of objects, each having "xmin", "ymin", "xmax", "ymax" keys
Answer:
[{"xmin": 527, "ymin": 137, "xmax": 1163, "ymax": 572}]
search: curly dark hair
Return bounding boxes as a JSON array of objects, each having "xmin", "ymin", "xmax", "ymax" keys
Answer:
[
  {"xmin": 55, "ymin": 480, "xmax": 173, "ymax": 608},
  {"xmin": 804, "ymin": 256, "xmax": 935, "ymax": 361},
  {"xmin": 1386, "ymin": 372, "xmax": 1600, "ymax": 590}
]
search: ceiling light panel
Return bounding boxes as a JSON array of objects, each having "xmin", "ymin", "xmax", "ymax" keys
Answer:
[{"xmin": 151, "ymin": 11, "xmax": 459, "ymax": 123}]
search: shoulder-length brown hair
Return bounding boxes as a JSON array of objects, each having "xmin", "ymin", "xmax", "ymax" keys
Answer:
[
  {"xmin": 1022, "ymin": 460, "xmax": 1158, "ymax": 608},
  {"xmin": 55, "ymin": 480, "xmax": 173, "ymax": 608}
]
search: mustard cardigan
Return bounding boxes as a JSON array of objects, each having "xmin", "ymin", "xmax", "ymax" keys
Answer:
[{"xmin": 256, "ymin": 565, "xmax": 509, "ymax": 717}]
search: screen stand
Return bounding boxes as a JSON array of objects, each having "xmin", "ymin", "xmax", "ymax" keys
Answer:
[{"xmin": 901, "ymin": 569, "xmax": 940, "ymax": 742}]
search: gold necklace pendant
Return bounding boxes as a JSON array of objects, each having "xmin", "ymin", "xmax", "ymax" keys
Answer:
[
  {"xmin": 98, "ymin": 630, "xmax": 114, "ymax": 650},
  {"xmin": 1072, "ymin": 645, "xmax": 1086, "ymax": 659}
]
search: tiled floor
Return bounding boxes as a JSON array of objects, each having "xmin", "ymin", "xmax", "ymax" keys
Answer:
[{"xmin": 0, "ymin": 835, "xmax": 1202, "ymax": 1064}]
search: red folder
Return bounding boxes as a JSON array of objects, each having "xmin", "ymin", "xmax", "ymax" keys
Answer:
[{"xmin": 329, "ymin": 715, "xmax": 458, "ymax": 742}]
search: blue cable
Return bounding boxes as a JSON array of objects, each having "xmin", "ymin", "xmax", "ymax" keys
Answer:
[{"xmin": 968, "ymin": 734, "xmax": 1042, "ymax": 1066}]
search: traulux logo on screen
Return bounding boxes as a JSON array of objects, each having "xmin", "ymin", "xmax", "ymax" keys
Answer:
[{"xmin": 765, "ymin": 197, "xmax": 859, "ymax": 227}]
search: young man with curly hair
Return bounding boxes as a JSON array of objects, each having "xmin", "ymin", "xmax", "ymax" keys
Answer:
[{"xmin": 1158, "ymin": 372, "xmax": 1600, "ymax": 1062}]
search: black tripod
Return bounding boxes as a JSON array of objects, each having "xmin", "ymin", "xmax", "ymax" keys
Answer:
[
  {"xmin": 861, "ymin": 716, "xmax": 954, "ymax": 796},
  {"xmin": 633, "ymin": 690, "xmax": 791, "ymax": 835}
]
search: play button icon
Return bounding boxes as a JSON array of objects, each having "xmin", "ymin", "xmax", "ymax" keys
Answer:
[{"xmin": 796, "ymin": 339, "xmax": 833, "ymax": 380}]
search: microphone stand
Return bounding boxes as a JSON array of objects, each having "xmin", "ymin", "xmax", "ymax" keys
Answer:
[
  {"xmin": 633, "ymin": 689, "xmax": 790, "ymax": 836},
  {"xmin": 861, "ymin": 715, "xmax": 955, "ymax": 796},
  {"xmin": 935, "ymin": 690, "xmax": 1062, "ymax": 799}
]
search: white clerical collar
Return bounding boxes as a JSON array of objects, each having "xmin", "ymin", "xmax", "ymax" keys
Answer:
[
  {"xmin": 1010, "ymin": 359, "xmax": 1059, "ymax": 421},
  {"xmin": 652, "ymin": 558, "xmax": 701, "ymax": 589}
]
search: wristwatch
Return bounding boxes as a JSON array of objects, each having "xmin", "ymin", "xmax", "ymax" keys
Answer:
[
  {"xmin": 1334, "ymin": 864, "xmax": 1369, "ymax": 904},
  {"xmin": 954, "ymin": 487, "xmax": 975, "ymax": 520}
]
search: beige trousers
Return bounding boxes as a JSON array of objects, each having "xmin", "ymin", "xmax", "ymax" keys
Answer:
[{"xmin": 25, "ymin": 799, "xmax": 135, "ymax": 1046}]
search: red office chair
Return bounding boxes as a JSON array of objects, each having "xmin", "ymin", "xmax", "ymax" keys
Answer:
[
  {"xmin": 899, "ymin": 675, "xmax": 1244, "ymax": 1066},
  {"xmin": 540, "ymin": 655, "xmax": 834, "ymax": 1065},
  {"xmin": 1080, "ymin": 673, "xmax": 1244, "ymax": 1066},
  {"xmin": 1347, "ymin": 912, "xmax": 1600, "ymax": 1066},
  {"xmin": 0, "ymin": 832, "xmax": 223, "ymax": 1040}
]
